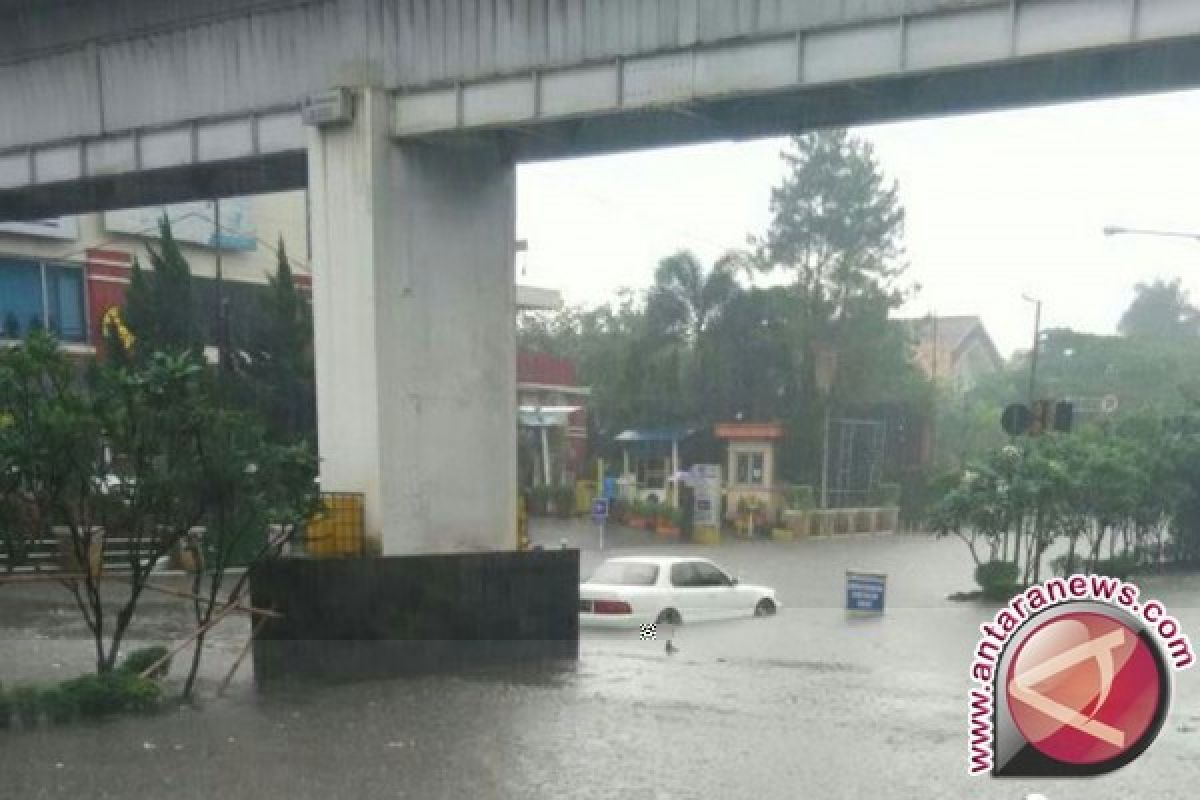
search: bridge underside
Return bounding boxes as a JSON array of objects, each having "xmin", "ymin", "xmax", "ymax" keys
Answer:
[{"xmin": 4, "ymin": 35, "xmax": 1200, "ymax": 221}]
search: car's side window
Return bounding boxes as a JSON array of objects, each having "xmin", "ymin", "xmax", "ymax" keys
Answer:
[
  {"xmin": 693, "ymin": 563, "xmax": 730, "ymax": 587},
  {"xmin": 670, "ymin": 562, "xmax": 697, "ymax": 587}
]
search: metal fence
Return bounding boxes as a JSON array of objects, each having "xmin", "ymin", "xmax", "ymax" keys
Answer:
[{"xmin": 298, "ymin": 492, "xmax": 366, "ymax": 558}]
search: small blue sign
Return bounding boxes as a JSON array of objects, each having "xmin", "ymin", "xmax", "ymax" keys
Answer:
[
  {"xmin": 845, "ymin": 570, "xmax": 886, "ymax": 613},
  {"xmin": 591, "ymin": 498, "xmax": 609, "ymax": 524}
]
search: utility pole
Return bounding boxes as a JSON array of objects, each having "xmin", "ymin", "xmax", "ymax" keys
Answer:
[
  {"xmin": 820, "ymin": 403, "xmax": 831, "ymax": 509},
  {"xmin": 929, "ymin": 313, "xmax": 938, "ymax": 462},
  {"xmin": 215, "ymin": 199, "xmax": 231, "ymax": 373}
]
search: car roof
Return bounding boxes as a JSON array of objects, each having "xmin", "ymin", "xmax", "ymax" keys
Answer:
[{"xmin": 600, "ymin": 556, "xmax": 713, "ymax": 567}]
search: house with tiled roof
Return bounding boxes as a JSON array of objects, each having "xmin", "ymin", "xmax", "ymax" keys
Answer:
[{"xmin": 902, "ymin": 315, "xmax": 1004, "ymax": 392}]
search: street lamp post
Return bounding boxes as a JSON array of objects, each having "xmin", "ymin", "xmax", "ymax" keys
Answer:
[{"xmin": 1022, "ymin": 294, "xmax": 1042, "ymax": 407}]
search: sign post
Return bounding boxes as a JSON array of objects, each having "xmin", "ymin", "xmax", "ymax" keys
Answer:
[
  {"xmin": 845, "ymin": 570, "xmax": 887, "ymax": 614},
  {"xmin": 591, "ymin": 497, "xmax": 609, "ymax": 550}
]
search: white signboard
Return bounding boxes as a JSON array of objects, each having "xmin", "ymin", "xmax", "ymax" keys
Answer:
[
  {"xmin": 105, "ymin": 198, "xmax": 256, "ymax": 251},
  {"xmin": 0, "ymin": 217, "xmax": 79, "ymax": 240},
  {"xmin": 691, "ymin": 464, "xmax": 722, "ymax": 527}
]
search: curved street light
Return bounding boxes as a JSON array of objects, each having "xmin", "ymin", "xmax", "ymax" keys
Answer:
[{"xmin": 1103, "ymin": 225, "xmax": 1200, "ymax": 243}]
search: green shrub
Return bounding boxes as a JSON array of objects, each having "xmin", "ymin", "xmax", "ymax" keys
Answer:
[
  {"xmin": 118, "ymin": 645, "xmax": 170, "ymax": 678},
  {"xmin": 787, "ymin": 485, "xmax": 815, "ymax": 511},
  {"xmin": 11, "ymin": 686, "xmax": 41, "ymax": 727},
  {"xmin": 0, "ymin": 684, "xmax": 11, "ymax": 729},
  {"xmin": 975, "ymin": 560, "xmax": 1021, "ymax": 600}
]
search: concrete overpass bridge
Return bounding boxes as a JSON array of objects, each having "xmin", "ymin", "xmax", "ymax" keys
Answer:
[{"xmin": 3, "ymin": 0, "xmax": 1200, "ymax": 554}]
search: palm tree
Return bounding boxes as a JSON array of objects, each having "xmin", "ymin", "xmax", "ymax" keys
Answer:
[{"xmin": 644, "ymin": 250, "xmax": 745, "ymax": 343}]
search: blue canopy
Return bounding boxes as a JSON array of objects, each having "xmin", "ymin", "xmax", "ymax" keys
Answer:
[{"xmin": 614, "ymin": 427, "xmax": 695, "ymax": 443}]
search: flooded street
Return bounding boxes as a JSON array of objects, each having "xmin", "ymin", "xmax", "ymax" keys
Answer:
[{"xmin": 2, "ymin": 525, "xmax": 1198, "ymax": 799}]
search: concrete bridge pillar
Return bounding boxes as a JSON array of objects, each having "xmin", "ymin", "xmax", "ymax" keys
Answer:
[{"xmin": 307, "ymin": 88, "xmax": 516, "ymax": 554}]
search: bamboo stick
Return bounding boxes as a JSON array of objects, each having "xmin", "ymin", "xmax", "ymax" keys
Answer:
[
  {"xmin": 0, "ymin": 572, "xmax": 281, "ymax": 619},
  {"xmin": 116, "ymin": 577, "xmax": 282, "ymax": 619},
  {"xmin": 138, "ymin": 599, "xmax": 243, "ymax": 680}
]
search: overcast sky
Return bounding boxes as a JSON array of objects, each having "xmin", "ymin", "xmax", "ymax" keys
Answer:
[{"xmin": 516, "ymin": 88, "xmax": 1200, "ymax": 357}]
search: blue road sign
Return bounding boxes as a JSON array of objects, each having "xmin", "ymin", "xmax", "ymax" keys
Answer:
[
  {"xmin": 591, "ymin": 498, "xmax": 609, "ymax": 524},
  {"xmin": 845, "ymin": 570, "xmax": 886, "ymax": 613}
]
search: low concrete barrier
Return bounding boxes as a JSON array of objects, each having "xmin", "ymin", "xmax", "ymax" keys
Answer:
[
  {"xmin": 249, "ymin": 549, "xmax": 579, "ymax": 683},
  {"xmin": 781, "ymin": 507, "xmax": 899, "ymax": 538}
]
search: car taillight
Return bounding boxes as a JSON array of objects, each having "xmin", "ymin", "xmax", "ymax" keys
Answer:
[{"xmin": 592, "ymin": 600, "xmax": 632, "ymax": 614}]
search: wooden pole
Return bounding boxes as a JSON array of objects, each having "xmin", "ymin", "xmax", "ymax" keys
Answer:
[{"xmin": 216, "ymin": 615, "xmax": 269, "ymax": 696}]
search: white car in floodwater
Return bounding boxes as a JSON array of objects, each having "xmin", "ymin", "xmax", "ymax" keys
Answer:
[{"xmin": 579, "ymin": 556, "xmax": 780, "ymax": 628}]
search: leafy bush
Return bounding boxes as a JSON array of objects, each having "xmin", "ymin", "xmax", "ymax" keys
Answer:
[
  {"xmin": 56, "ymin": 672, "xmax": 161, "ymax": 718},
  {"xmin": 118, "ymin": 646, "xmax": 171, "ymax": 678},
  {"xmin": 0, "ymin": 684, "xmax": 11, "ymax": 729},
  {"xmin": 786, "ymin": 485, "xmax": 815, "ymax": 511},
  {"xmin": 39, "ymin": 687, "xmax": 77, "ymax": 724},
  {"xmin": 975, "ymin": 560, "xmax": 1020, "ymax": 600}
]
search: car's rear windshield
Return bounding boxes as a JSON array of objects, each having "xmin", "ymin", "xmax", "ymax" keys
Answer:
[{"xmin": 588, "ymin": 562, "xmax": 659, "ymax": 586}]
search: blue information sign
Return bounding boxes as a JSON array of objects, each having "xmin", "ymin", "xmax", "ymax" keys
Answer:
[
  {"xmin": 845, "ymin": 570, "xmax": 886, "ymax": 613},
  {"xmin": 591, "ymin": 498, "xmax": 609, "ymax": 524}
]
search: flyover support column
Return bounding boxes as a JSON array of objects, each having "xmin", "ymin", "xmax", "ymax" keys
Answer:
[{"xmin": 308, "ymin": 88, "xmax": 516, "ymax": 554}]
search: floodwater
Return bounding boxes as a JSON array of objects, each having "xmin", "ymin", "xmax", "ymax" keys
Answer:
[{"xmin": 2, "ymin": 522, "xmax": 1198, "ymax": 799}]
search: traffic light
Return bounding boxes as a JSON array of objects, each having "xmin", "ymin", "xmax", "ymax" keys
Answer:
[
  {"xmin": 1000, "ymin": 400, "xmax": 1073, "ymax": 437},
  {"xmin": 1029, "ymin": 400, "xmax": 1049, "ymax": 436}
]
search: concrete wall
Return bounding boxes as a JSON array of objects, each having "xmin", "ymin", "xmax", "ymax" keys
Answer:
[{"xmin": 249, "ymin": 548, "xmax": 580, "ymax": 682}]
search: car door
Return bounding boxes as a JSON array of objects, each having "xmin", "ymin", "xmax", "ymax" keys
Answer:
[
  {"xmin": 690, "ymin": 561, "xmax": 741, "ymax": 619},
  {"xmin": 668, "ymin": 562, "xmax": 707, "ymax": 619}
]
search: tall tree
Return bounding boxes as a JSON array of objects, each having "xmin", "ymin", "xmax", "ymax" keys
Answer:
[
  {"xmin": 1118, "ymin": 277, "xmax": 1200, "ymax": 339},
  {"xmin": 246, "ymin": 239, "xmax": 315, "ymax": 442},
  {"xmin": 754, "ymin": 129, "xmax": 907, "ymax": 324},
  {"xmin": 751, "ymin": 129, "xmax": 915, "ymax": 483},
  {"xmin": 123, "ymin": 217, "xmax": 202, "ymax": 358}
]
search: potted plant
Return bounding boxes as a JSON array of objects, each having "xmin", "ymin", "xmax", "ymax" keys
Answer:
[
  {"xmin": 782, "ymin": 484, "xmax": 814, "ymax": 538},
  {"xmin": 655, "ymin": 506, "xmax": 681, "ymax": 538},
  {"xmin": 554, "ymin": 485, "xmax": 575, "ymax": 519}
]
